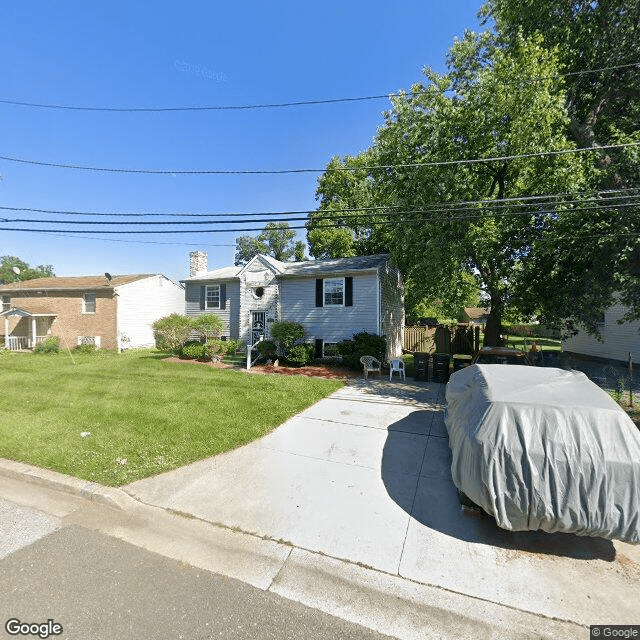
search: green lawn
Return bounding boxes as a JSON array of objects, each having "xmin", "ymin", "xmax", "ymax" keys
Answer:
[
  {"xmin": 0, "ymin": 349, "xmax": 342, "ymax": 486},
  {"xmin": 485, "ymin": 335, "xmax": 563, "ymax": 351}
]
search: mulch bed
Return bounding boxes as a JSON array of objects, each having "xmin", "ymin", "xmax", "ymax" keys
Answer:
[
  {"xmin": 248, "ymin": 363, "xmax": 361, "ymax": 381},
  {"xmin": 162, "ymin": 356, "xmax": 360, "ymax": 381},
  {"xmin": 162, "ymin": 356, "xmax": 234, "ymax": 369}
]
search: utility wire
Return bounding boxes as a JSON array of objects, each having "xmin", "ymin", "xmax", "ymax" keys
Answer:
[
  {"xmin": 1, "ymin": 142, "xmax": 638, "ymax": 175},
  {"xmin": 3, "ymin": 200, "xmax": 640, "ymax": 228},
  {"xmin": 0, "ymin": 63, "xmax": 636, "ymax": 112},
  {"xmin": 3, "ymin": 201, "xmax": 639, "ymax": 233},
  {"xmin": 1, "ymin": 187, "xmax": 637, "ymax": 218}
]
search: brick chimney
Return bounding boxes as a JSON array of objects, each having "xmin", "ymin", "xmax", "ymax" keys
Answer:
[{"xmin": 189, "ymin": 251, "xmax": 208, "ymax": 276}]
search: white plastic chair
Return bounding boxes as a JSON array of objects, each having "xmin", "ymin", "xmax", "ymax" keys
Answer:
[
  {"xmin": 360, "ymin": 355, "xmax": 382, "ymax": 379},
  {"xmin": 388, "ymin": 358, "xmax": 405, "ymax": 381}
]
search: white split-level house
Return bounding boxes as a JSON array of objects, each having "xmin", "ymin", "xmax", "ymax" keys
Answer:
[
  {"xmin": 563, "ymin": 300, "xmax": 640, "ymax": 366},
  {"xmin": 0, "ymin": 274, "xmax": 184, "ymax": 351},
  {"xmin": 181, "ymin": 251, "xmax": 404, "ymax": 359}
]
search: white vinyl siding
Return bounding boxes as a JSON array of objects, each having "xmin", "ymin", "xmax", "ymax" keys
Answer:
[
  {"xmin": 563, "ymin": 301, "xmax": 640, "ymax": 365},
  {"xmin": 115, "ymin": 275, "xmax": 185, "ymax": 349},
  {"xmin": 184, "ymin": 281, "xmax": 240, "ymax": 340},
  {"xmin": 280, "ymin": 274, "xmax": 378, "ymax": 343}
]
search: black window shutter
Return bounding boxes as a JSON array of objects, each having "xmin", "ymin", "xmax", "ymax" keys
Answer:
[
  {"xmin": 315, "ymin": 339, "xmax": 323, "ymax": 359},
  {"xmin": 345, "ymin": 277, "xmax": 353, "ymax": 306},
  {"xmin": 220, "ymin": 284, "xmax": 226, "ymax": 310},
  {"xmin": 200, "ymin": 286, "xmax": 206, "ymax": 310},
  {"xmin": 315, "ymin": 279, "xmax": 323, "ymax": 307}
]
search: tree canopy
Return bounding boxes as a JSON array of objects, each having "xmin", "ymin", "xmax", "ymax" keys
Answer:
[
  {"xmin": 307, "ymin": 1, "xmax": 639, "ymax": 342},
  {"xmin": 235, "ymin": 223, "xmax": 306, "ymax": 265},
  {"xmin": 0, "ymin": 256, "xmax": 54, "ymax": 285}
]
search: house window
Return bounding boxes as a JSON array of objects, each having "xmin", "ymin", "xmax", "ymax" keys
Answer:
[
  {"xmin": 324, "ymin": 278, "xmax": 344, "ymax": 306},
  {"xmin": 206, "ymin": 285, "xmax": 220, "ymax": 309},
  {"xmin": 78, "ymin": 336, "xmax": 101, "ymax": 348},
  {"xmin": 2, "ymin": 295, "xmax": 9, "ymax": 312},
  {"xmin": 83, "ymin": 293, "xmax": 96, "ymax": 314}
]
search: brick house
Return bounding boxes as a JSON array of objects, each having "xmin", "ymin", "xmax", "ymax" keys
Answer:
[
  {"xmin": 0, "ymin": 274, "xmax": 184, "ymax": 351},
  {"xmin": 181, "ymin": 251, "xmax": 404, "ymax": 359}
]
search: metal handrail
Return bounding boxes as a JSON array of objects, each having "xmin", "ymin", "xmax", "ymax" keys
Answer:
[{"xmin": 246, "ymin": 336, "xmax": 264, "ymax": 370}]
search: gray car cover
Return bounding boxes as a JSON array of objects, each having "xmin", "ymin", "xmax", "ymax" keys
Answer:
[{"xmin": 445, "ymin": 364, "xmax": 640, "ymax": 543}]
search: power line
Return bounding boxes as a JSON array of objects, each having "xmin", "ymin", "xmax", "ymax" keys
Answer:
[
  {"xmin": 1, "ymin": 142, "xmax": 638, "ymax": 175},
  {"xmin": 3, "ymin": 200, "xmax": 638, "ymax": 234},
  {"xmin": 4, "ymin": 200, "xmax": 639, "ymax": 228},
  {"xmin": 0, "ymin": 230, "xmax": 235, "ymax": 247},
  {"xmin": 1, "ymin": 190, "xmax": 638, "ymax": 231},
  {"xmin": 0, "ymin": 63, "xmax": 636, "ymax": 112},
  {"xmin": 2, "ymin": 187, "xmax": 637, "ymax": 218}
]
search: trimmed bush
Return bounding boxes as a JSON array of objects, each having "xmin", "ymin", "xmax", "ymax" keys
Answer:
[
  {"xmin": 336, "ymin": 331, "xmax": 387, "ymax": 369},
  {"xmin": 256, "ymin": 339, "xmax": 277, "ymax": 358},
  {"xmin": 192, "ymin": 314, "xmax": 225, "ymax": 340},
  {"xmin": 180, "ymin": 340, "xmax": 207, "ymax": 360},
  {"xmin": 286, "ymin": 343, "xmax": 314, "ymax": 366},
  {"xmin": 204, "ymin": 338, "xmax": 238, "ymax": 361},
  {"xmin": 153, "ymin": 314, "xmax": 193, "ymax": 353},
  {"xmin": 269, "ymin": 321, "xmax": 305, "ymax": 357},
  {"xmin": 33, "ymin": 335, "xmax": 60, "ymax": 354}
]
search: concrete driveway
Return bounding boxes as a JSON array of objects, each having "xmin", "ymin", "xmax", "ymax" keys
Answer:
[{"xmin": 125, "ymin": 378, "xmax": 639, "ymax": 626}]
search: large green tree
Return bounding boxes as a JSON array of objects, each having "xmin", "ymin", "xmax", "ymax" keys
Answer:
[
  {"xmin": 234, "ymin": 223, "xmax": 306, "ymax": 265},
  {"xmin": 310, "ymin": 33, "xmax": 585, "ymax": 344},
  {"xmin": 0, "ymin": 256, "xmax": 54, "ymax": 285},
  {"xmin": 481, "ymin": 0, "xmax": 640, "ymax": 332}
]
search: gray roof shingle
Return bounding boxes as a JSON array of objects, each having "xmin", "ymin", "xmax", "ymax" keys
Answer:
[{"xmin": 182, "ymin": 254, "xmax": 390, "ymax": 282}]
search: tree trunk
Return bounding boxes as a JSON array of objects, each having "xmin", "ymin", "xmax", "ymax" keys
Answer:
[{"xmin": 483, "ymin": 295, "xmax": 503, "ymax": 347}]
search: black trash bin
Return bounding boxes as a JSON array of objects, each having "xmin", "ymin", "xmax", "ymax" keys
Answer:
[
  {"xmin": 413, "ymin": 352, "xmax": 429, "ymax": 381},
  {"xmin": 433, "ymin": 353, "xmax": 451, "ymax": 383},
  {"xmin": 452, "ymin": 354, "xmax": 472, "ymax": 373}
]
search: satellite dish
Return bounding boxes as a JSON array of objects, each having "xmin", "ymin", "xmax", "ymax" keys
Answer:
[{"xmin": 12, "ymin": 266, "xmax": 20, "ymax": 275}]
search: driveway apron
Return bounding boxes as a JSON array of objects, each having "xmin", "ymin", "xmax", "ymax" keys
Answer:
[{"xmin": 125, "ymin": 377, "xmax": 640, "ymax": 626}]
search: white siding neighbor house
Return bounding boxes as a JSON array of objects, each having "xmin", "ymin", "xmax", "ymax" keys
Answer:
[
  {"xmin": 562, "ymin": 301, "xmax": 640, "ymax": 365},
  {"xmin": 0, "ymin": 274, "xmax": 184, "ymax": 351},
  {"xmin": 181, "ymin": 251, "xmax": 404, "ymax": 359}
]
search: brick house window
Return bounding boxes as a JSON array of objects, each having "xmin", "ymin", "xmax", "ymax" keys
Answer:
[
  {"xmin": 83, "ymin": 293, "xmax": 96, "ymax": 314},
  {"xmin": 2, "ymin": 295, "xmax": 9, "ymax": 312}
]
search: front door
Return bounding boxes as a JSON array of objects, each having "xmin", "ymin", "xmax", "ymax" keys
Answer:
[{"xmin": 251, "ymin": 311, "xmax": 266, "ymax": 345}]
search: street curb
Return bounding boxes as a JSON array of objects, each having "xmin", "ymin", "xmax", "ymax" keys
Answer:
[{"xmin": 0, "ymin": 459, "xmax": 139, "ymax": 511}]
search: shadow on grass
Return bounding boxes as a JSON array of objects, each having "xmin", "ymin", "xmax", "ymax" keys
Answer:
[{"xmin": 381, "ymin": 411, "xmax": 617, "ymax": 562}]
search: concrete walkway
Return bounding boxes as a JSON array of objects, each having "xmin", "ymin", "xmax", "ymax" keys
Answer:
[{"xmin": 124, "ymin": 378, "xmax": 640, "ymax": 627}]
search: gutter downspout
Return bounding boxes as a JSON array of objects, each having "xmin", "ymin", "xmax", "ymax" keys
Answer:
[
  {"xmin": 114, "ymin": 288, "xmax": 121, "ymax": 353},
  {"xmin": 376, "ymin": 269, "xmax": 381, "ymax": 337}
]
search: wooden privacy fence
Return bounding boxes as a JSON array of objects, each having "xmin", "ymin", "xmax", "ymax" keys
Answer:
[{"xmin": 403, "ymin": 324, "xmax": 480, "ymax": 355}]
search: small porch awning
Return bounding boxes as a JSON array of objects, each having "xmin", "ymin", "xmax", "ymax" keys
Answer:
[
  {"xmin": 2, "ymin": 307, "xmax": 57, "ymax": 350},
  {"xmin": 0, "ymin": 306, "xmax": 57, "ymax": 319}
]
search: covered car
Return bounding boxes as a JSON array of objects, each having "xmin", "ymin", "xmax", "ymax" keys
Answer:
[{"xmin": 444, "ymin": 364, "xmax": 640, "ymax": 543}]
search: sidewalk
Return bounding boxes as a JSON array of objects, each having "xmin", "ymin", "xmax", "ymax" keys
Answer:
[{"xmin": 1, "ymin": 377, "xmax": 638, "ymax": 638}]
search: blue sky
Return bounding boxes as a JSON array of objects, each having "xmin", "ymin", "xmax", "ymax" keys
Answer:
[{"xmin": 1, "ymin": 0, "xmax": 484, "ymax": 283}]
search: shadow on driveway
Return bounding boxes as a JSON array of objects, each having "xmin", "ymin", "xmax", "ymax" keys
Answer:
[{"xmin": 381, "ymin": 410, "xmax": 616, "ymax": 562}]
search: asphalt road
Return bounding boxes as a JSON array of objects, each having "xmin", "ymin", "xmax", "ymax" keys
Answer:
[{"xmin": 0, "ymin": 499, "xmax": 392, "ymax": 640}]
